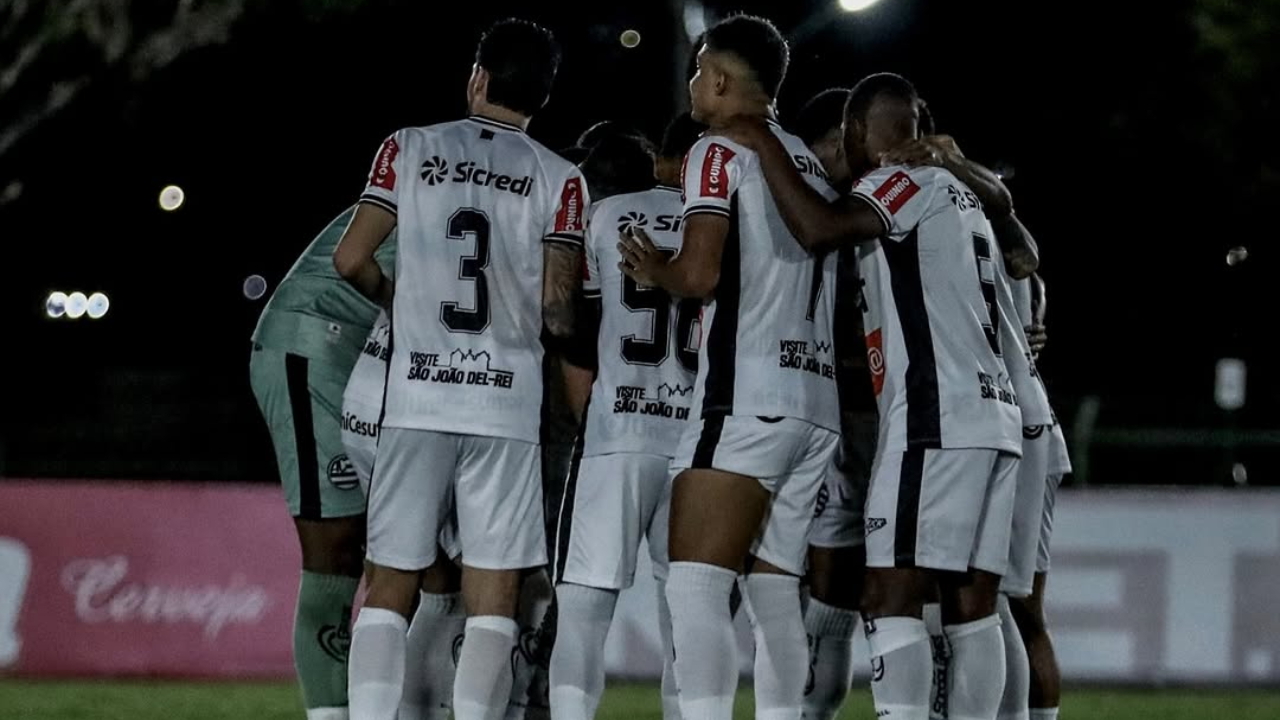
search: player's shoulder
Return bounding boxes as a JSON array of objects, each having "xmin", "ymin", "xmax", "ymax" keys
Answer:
[
  {"xmin": 855, "ymin": 164, "xmax": 953, "ymax": 199},
  {"xmin": 688, "ymin": 133, "xmax": 752, "ymax": 164}
]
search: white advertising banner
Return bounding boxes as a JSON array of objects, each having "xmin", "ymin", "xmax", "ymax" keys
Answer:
[{"xmin": 603, "ymin": 489, "xmax": 1280, "ymax": 684}]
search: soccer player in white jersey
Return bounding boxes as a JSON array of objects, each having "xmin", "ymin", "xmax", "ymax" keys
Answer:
[
  {"xmin": 721, "ymin": 72, "xmax": 1024, "ymax": 720},
  {"xmin": 547, "ymin": 112, "xmax": 705, "ymax": 720},
  {"xmin": 332, "ymin": 19, "xmax": 589, "ymax": 720},
  {"xmin": 618, "ymin": 16, "xmax": 842, "ymax": 720}
]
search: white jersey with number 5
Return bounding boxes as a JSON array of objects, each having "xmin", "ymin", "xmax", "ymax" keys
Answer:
[
  {"xmin": 680, "ymin": 122, "xmax": 841, "ymax": 431},
  {"xmin": 360, "ymin": 116, "xmax": 588, "ymax": 443},
  {"xmin": 851, "ymin": 165, "xmax": 1022, "ymax": 454},
  {"xmin": 582, "ymin": 186, "xmax": 699, "ymax": 457}
]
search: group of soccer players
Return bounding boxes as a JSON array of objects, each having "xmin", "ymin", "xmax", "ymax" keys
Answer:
[{"xmin": 250, "ymin": 13, "xmax": 1069, "ymax": 720}]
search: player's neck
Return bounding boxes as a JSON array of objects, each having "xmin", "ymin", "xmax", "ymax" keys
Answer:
[
  {"xmin": 469, "ymin": 101, "xmax": 531, "ymax": 131},
  {"xmin": 707, "ymin": 97, "xmax": 777, "ymax": 130}
]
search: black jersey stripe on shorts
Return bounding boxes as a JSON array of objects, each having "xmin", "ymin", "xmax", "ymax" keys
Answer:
[
  {"xmin": 285, "ymin": 353, "xmax": 322, "ymax": 520},
  {"xmin": 691, "ymin": 413, "xmax": 726, "ymax": 469},
  {"xmin": 552, "ymin": 428, "xmax": 587, "ymax": 583},
  {"xmin": 699, "ymin": 195, "xmax": 741, "ymax": 419},
  {"xmin": 894, "ymin": 447, "xmax": 927, "ymax": 567},
  {"xmin": 882, "ymin": 228, "xmax": 942, "ymax": 447}
]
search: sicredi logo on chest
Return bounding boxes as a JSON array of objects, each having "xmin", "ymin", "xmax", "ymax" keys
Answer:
[{"xmin": 421, "ymin": 157, "xmax": 533, "ymax": 197}]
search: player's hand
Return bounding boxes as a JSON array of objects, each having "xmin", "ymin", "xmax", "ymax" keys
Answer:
[
  {"xmin": 618, "ymin": 227, "xmax": 667, "ymax": 288},
  {"xmin": 1026, "ymin": 323, "xmax": 1048, "ymax": 358},
  {"xmin": 717, "ymin": 114, "xmax": 771, "ymax": 150}
]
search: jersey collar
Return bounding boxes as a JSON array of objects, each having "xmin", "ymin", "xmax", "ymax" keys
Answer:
[
  {"xmin": 467, "ymin": 115, "xmax": 526, "ymax": 134},
  {"xmin": 656, "ymin": 184, "xmax": 681, "ymax": 193}
]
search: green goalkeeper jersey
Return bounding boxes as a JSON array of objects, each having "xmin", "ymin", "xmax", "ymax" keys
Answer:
[{"xmin": 251, "ymin": 206, "xmax": 396, "ymax": 370}]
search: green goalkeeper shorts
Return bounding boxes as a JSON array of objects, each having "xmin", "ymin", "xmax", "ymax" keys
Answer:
[{"xmin": 249, "ymin": 345, "xmax": 366, "ymax": 519}]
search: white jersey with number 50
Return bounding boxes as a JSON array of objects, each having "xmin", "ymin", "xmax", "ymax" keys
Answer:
[
  {"xmin": 582, "ymin": 186, "xmax": 699, "ymax": 457},
  {"xmin": 851, "ymin": 165, "xmax": 1022, "ymax": 455},
  {"xmin": 360, "ymin": 116, "xmax": 589, "ymax": 444},
  {"xmin": 680, "ymin": 122, "xmax": 841, "ymax": 432}
]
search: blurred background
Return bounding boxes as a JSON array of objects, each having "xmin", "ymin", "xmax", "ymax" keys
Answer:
[{"xmin": 1, "ymin": 0, "xmax": 1278, "ymax": 717}]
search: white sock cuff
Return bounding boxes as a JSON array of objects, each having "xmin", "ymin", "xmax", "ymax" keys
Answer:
[
  {"xmin": 944, "ymin": 612, "xmax": 1002, "ymax": 640},
  {"xmin": 466, "ymin": 614, "xmax": 518, "ymax": 638},
  {"xmin": 355, "ymin": 606, "xmax": 408, "ymax": 632},
  {"xmin": 805, "ymin": 597, "xmax": 859, "ymax": 638},
  {"xmin": 1029, "ymin": 709, "xmax": 1059, "ymax": 720},
  {"xmin": 305, "ymin": 708, "xmax": 349, "ymax": 720},
  {"xmin": 666, "ymin": 561, "xmax": 738, "ymax": 592},
  {"xmin": 865, "ymin": 616, "xmax": 930, "ymax": 657},
  {"xmin": 418, "ymin": 591, "xmax": 461, "ymax": 616}
]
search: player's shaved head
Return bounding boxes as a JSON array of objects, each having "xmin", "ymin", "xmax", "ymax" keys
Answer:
[
  {"xmin": 701, "ymin": 14, "xmax": 789, "ymax": 100},
  {"xmin": 844, "ymin": 73, "xmax": 922, "ymax": 174},
  {"xmin": 475, "ymin": 18, "xmax": 561, "ymax": 117}
]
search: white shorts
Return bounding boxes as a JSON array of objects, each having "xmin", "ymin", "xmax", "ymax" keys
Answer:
[
  {"xmin": 809, "ymin": 414, "xmax": 876, "ymax": 549},
  {"xmin": 672, "ymin": 414, "xmax": 841, "ymax": 576},
  {"xmin": 342, "ymin": 400, "xmax": 461, "ymax": 561},
  {"xmin": 865, "ymin": 447, "xmax": 1018, "ymax": 575},
  {"xmin": 1037, "ymin": 471, "xmax": 1064, "ymax": 573},
  {"xmin": 1001, "ymin": 428, "xmax": 1051, "ymax": 597},
  {"xmin": 367, "ymin": 427, "xmax": 546, "ymax": 572},
  {"xmin": 554, "ymin": 452, "xmax": 672, "ymax": 590}
]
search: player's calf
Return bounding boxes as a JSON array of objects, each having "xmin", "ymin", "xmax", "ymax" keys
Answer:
[
  {"xmin": 1009, "ymin": 574, "xmax": 1060, "ymax": 717},
  {"xmin": 803, "ymin": 545, "xmax": 865, "ymax": 720}
]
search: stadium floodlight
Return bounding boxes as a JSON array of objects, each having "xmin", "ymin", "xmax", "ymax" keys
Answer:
[
  {"xmin": 838, "ymin": 0, "xmax": 883, "ymax": 12},
  {"xmin": 620, "ymin": 29, "xmax": 641, "ymax": 48},
  {"xmin": 87, "ymin": 292, "xmax": 110, "ymax": 319},
  {"xmin": 243, "ymin": 274, "xmax": 268, "ymax": 300},
  {"xmin": 46, "ymin": 291, "xmax": 68, "ymax": 318},
  {"xmin": 159, "ymin": 184, "xmax": 185, "ymax": 211},
  {"xmin": 65, "ymin": 291, "xmax": 88, "ymax": 319}
]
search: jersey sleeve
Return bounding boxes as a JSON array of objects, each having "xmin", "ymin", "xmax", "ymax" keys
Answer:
[
  {"xmin": 359, "ymin": 131, "xmax": 406, "ymax": 215},
  {"xmin": 582, "ymin": 202, "xmax": 605, "ymax": 299},
  {"xmin": 543, "ymin": 167, "xmax": 590, "ymax": 248},
  {"xmin": 681, "ymin": 137, "xmax": 746, "ymax": 219},
  {"xmin": 850, "ymin": 166, "xmax": 932, "ymax": 240}
]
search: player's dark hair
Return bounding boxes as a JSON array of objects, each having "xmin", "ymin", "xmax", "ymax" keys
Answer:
[
  {"xmin": 845, "ymin": 72, "xmax": 919, "ymax": 125},
  {"xmin": 556, "ymin": 146, "xmax": 590, "ymax": 165},
  {"xmin": 702, "ymin": 14, "xmax": 789, "ymax": 99},
  {"xmin": 576, "ymin": 120, "xmax": 652, "ymax": 153},
  {"xmin": 659, "ymin": 112, "xmax": 706, "ymax": 160},
  {"xmin": 475, "ymin": 19, "xmax": 561, "ymax": 117},
  {"xmin": 793, "ymin": 88, "xmax": 850, "ymax": 146},
  {"xmin": 579, "ymin": 133, "xmax": 655, "ymax": 199}
]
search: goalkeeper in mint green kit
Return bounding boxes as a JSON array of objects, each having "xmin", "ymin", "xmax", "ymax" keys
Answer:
[{"xmin": 250, "ymin": 206, "xmax": 395, "ymax": 720}]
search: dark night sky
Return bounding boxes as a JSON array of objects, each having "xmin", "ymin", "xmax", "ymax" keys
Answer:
[{"xmin": 1, "ymin": 0, "xmax": 1274, "ymax": 484}]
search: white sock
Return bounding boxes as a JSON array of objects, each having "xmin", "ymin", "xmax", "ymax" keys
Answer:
[
  {"xmin": 549, "ymin": 583, "xmax": 618, "ymax": 720},
  {"xmin": 400, "ymin": 592, "xmax": 464, "ymax": 720},
  {"xmin": 655, "ymin": 579, "xmax": 682, "ymax": 720},
  {"xmin": 1028, "ymin": 709, "xmax": 1058, "ymax": 720},
  {"xmin": 864, "ymin": 616, "xmax": 933, "ymax": 720},
  {"xmin": 454, "ymin": 615, "xmax": 518, "ymax": 720},
  {"xmin": 306, "ymin": 709, "xmax": 350, "ymax": 720},
  {"xmin": 665, "ymin": 562, "xmax": 739, "ymax": 720},
  {"xmin": 801, "ymin": 598, "xmax": 859, "ymax": 720},
  {"xmin": 348, "ymin": 607, "xmax": 408, "ymax": 720},
  {"xmin": 923, "ymin": 604, "xmax": 949, "ymax": 720},
  {"xmin": 510, "ymin": 571, "xmax": 555, "ymax": 720},
  {"xmin": 945, "ymin": 614, "xmax": 1006, "ymax": 720},
  {"xmin": 743, "ymin": 573, "xmax": 807, "ymax": 720},
  {"xmin": 997, "ymin": 597, "xmax": 1030, "ymax": 720}
]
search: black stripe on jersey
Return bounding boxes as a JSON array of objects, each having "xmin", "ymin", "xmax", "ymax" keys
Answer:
[
  {"xmin": 691, "ymin": 413, "xmax": 726, "ymax": 469},
  {"xmin": 544, "ymin": 232, "xmax": 585, "ymax": 248},
  {"xmin": 684, "ymin": 204, "xmax": 731, "ymax": 219},
  {"xmin": 894, "ymin": 448, "xmax": 926, "ymax": 567},
  {"xmin": 285, "ymin": 353, "xmax": 322, "ymax": 520},
  {"xmin": 468, "ymin": 115, "xmax": 525, "ymax": 134},
  {"xmin": 699, "ymin": 195, "xmax": 741, "ymax": 417},
  {"xmin": 849, "ymin": 192, "xmax": 892, "ymax": 234},
  {"xmin": 882, "ymin": 227, "xmax": 942, "ymax": 447},
  {"xmin": 359, "ymin": 194, "xmax": 397, "ymax": 215}
]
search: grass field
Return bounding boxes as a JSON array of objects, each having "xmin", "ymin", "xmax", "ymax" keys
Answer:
[{"xmin": 3, "ymin": 681, "xmax": 1280, "ymax": 720}]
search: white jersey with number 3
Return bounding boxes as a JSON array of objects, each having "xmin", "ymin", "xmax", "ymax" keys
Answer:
[
  {"xmin": 851, "ymin": 165, "xmax": 1022, "ymax": 454},
  {"xmin": 680, "ymin": 123, "xmax": 841, "ymax": 431},
  {"xmin": 360, "ymin": 116, "xmax": 588, "ymax": 443},
  {"xmin": 582, "ymin": 186, "xmax": 699, "ymax": 457}
]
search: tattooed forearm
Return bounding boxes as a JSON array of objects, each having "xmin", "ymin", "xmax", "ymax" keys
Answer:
[{"xmin": 543, "ymin": 242, "xmax": 583, "ymax": 338}]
